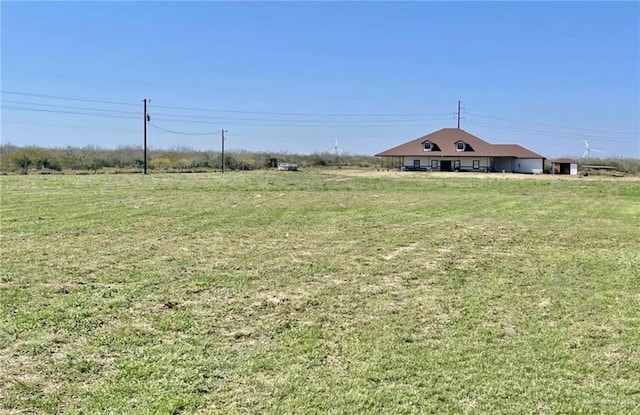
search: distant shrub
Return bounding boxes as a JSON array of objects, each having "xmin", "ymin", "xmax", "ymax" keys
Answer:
[
  {"xmin": 310, "ymin": 155, "xmax": 327, "ymax": 166},
  {"xmin": 88, "ymin": 160, "xmax": 104, "ymax": 171},
  {"xmin": 173, "ymin": 158, "xmax": 193, "ymax": 170},
  {"xmin": 149, "ymin": 157, "xmax": 172, "ymax": 170},
  {"xmin": 579, "ymin": 157, "xmax": 640, "ymax": 175},
  {"xmin": 0, "ymin": 147, "xmax": 58, "ymax": 174}
]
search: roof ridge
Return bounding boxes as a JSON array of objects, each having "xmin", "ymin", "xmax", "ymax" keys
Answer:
[{"xmin": 375, "ymin": 128, "xmax": 545, "ymax": 159}]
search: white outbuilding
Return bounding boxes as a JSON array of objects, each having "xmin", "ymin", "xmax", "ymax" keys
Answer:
[{"xmin": 551, "ymin": 158, "xmax": 578, "ymax": 175}]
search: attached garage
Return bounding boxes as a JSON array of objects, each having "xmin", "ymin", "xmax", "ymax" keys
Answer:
[
  {"xmin": 493, "ymin": 157, "xmax": 514, "ymax": 172},
  {"xmin": 514, "ymin": 158, "xmax": 544, "ymax": 174},
  {"xmin": 494, "ymin": 157, "xmax": 543, "ymax": 174}
]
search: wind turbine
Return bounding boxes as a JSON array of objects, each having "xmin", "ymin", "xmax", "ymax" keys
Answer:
[
  {"xmin": 582, "ymin": 140, "xmax": 605, "ymax": 159},
  {"xmin": 331, "ymin": 137, "xmax": 344, "ymax": 156}
]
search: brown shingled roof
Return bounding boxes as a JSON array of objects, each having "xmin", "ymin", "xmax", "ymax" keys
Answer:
[
  {"xmin": 375, "ymin": 128, "xmax": 544, "ymax": 158},
  {"xmin": 492, "ymin": 144, "xmax": 545, "ymax": 159}
]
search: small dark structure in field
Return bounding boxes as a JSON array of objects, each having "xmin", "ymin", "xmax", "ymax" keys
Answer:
[{"xmin": 277, "ymin": 163, "xmax": 298, "ymax": 171}]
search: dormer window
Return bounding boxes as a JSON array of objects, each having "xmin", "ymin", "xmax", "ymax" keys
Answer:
[
  {"xmin": 423, "ymin": 141, "xmax": 440, "ymax": 152},
  {"xmin": 455, "ymin": 141, "xmax": 474, "ymax": 152}
]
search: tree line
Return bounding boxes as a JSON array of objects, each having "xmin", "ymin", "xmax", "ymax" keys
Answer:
[
  {"xmin": 0, "ymin": 144, "xmax": 401, "ymax": 174},
  {"xmin": 2, "ymin": 144, "xmax": 638, "ymax": 175}
]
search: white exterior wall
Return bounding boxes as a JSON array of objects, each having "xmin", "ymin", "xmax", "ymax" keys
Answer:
[
  {"xmin": 403, "ymin": 157, "xmax": 429, "ymax": 168},
  {"xmin": 514, "ymin": 158, "xmax": 544, "ymax": 174},
  {"xmin": 403, "ymin": 156, "xmax": 490, "ymax": 171},
  {"xmin": 457, "ymin": 157, "xmax": 490, "ymax": 171},
  {"xmin": 570, "ymin": 163, "xmax": 578, "ymax": 175}
]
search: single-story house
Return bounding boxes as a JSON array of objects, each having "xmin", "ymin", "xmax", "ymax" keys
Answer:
[
  {"xmin": 551, "ymin": 158, "xmax": 578, "ymax": 175},
  {"xmin": 375, "ymin": 128, "xmax": 545, "ymax": 174}
]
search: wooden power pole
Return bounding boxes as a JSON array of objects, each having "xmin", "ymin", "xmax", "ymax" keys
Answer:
[
  {"xmin": 143, "ymin": 98, "xmax": 148, "ymax": 174},
  {"xmin": 221, "ymin": 129, "xmax": 227, "ymax": 173}
]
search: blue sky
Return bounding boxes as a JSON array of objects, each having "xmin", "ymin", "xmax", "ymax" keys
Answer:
[{"xmin": 1, "ymin": 1, "xmax": 639, "ymax": 158}]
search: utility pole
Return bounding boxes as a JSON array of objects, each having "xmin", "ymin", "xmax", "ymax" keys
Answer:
[
  {"xmin": 143, "ymin": 98, "xmax": 148, "ymax": 174},
  {"xmin": 457, "ymin": 100, "xmax": 461, "ymax": 129},
  {"xmin": 221, "ymin": 129, "xmax": 228, "ymax": 173}
]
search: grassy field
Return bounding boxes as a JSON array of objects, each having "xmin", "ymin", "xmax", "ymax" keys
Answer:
[{"xmin": 1, "ymin": 170, "xmax": 639, "ymax": 414}]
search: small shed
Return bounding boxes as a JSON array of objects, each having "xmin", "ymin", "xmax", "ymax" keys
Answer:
[{"xmin": 551, "ymin": 158, "xmax": 578, "ymax": 175}]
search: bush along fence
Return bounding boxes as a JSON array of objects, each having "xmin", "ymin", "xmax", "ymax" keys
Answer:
[{"xmin": 0, "ymin": 145, "xmax": 402, "ymax": 174}]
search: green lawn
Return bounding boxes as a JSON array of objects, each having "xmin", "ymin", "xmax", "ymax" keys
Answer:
[{"xmin": 1, "ymin": 171, "xmax": 639, "ymax": 414}]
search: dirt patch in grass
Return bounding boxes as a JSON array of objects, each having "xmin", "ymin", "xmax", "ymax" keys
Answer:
[
  {"xmin": 381, "ymin": 242, "xmax": 420, "ymax": 260},
  {"xmin": 327, "ymin": 168, "xmax": 640, "ymax": 181}
]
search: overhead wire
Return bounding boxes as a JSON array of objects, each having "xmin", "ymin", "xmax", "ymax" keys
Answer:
[
  {"xmin": 2, "ymin": 120, "xmax": 138, "ymax": 133},
  {"xmin": 148, "ymin": 123, "xmax": 219, "ymax": 136},
  {"xmin": 1, "ymin": 90, "xmax": 454, "ymax": 117},
  {"xmin": 1, "ymin": 100, "xmax": 139, "ymax": 115},
  {"xmin": 148, "ymin": 116, "xmax": 452, "ymax": 128},
  {"xmin": 0, "ymin": 90, "xmax": 139, "ymax": 107},
  {"xmin": 464, "ymin": 120, "xmax": 637, "ymax": 143},
  {"xmin": 150, "ymin": 103, "xmax": 454, "ymax": 117},
  {"xmin": 1, "ymin": 105, "xmax": 139, "ymax": 120},
  {"xmin": 149, "ymin": 111, "xmax": 455, "ymax": 123},
  {"xmin": 466, "ymin": 111, "xmax": 635, "ymax": 137},
  {"xmin": 3, "ymin": 90, "xmax": 636, "ymax": 145},
  {"xmin": 2, "ymin": 93, "xmax": 455, "ymax": 126}
]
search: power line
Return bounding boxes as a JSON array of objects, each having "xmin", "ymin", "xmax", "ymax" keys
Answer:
[
  {"xmin": 3, "ymin": 100, "xmax": 452, "ymax": 126},
  {"xmin": 1, "ymin": 105, "xmax": 139, "ymax": 120},
  {"xmin": 1, "ymin": 92, "xmax": 456, "ymax": 125},
  {"xmin": 3, "ymin": 90, "xmax": 636, "ymax": 144},
  {"xmin": 466, "ymin": 111, "xmax": 635, "ymax": 137},
  {"xmin": 466, "ymin": 119, "xmax": 638, "ymax": 142},
  {"xmin": 0, "ymin": 119, "xmax": 398, "ymax": 140},
  {"xmin": 150, "ymin": 103, "xmax": 454, "ymax": 117},
  {"xmin": 0, "ymin": 90, "xmax": 138, "ymax": 107},
  {"xmin": 148, "ymin": 123, "xmax": 218, "ymax": 136},
  {"xmin": 150, "ymin": 111, "xmax": 454, "ymax": 123},
  {"xmin": 1, "ymin": 90, "xmax": 455, "ymax": 117},
  {"xmin": 1, "ymin": 120, "xmax": 138, "ymax": 133},
  {"xmin": 1, "ymin": 100, "xmax": 139, "ymax": 115},
  {"xmin": 149, "ymin": 116, "xmax": 452, "ymax": 128},
  {"xmin": 465, "ymin": 120, "xmax": 637, "ymax": 143}
]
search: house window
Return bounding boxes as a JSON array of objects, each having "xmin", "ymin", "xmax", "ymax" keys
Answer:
[
  {"xmin": 413, "ymin": 160, "xmax": 420, "ymax": 168},
  {"xmin": 453, "ymin": 160, "xmax": 460, "ymax": 169},
  {"xmin": 424, "ymin": 141, "xmax": 432, "ymax": 151},
  {"xmin": 431, "ymin": 160, "xmax": 439, "ymax": 169},
  {"xmin": 456, "ymin": 141, "xmax": 465, "ymax": 151},
  {"xmin": 473, "ymin": 160, "xmax": 480, "ymax": 169}
]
